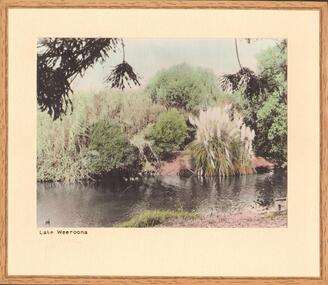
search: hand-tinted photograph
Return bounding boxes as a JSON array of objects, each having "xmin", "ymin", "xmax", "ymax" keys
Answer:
[{"xmin": 37, "ymin": 38, "xmax": 287, "ymax": 228}]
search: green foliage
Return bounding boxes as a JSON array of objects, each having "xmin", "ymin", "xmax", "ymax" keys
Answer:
[
  {"xmin": 116, "ymin": 210, "xmax": 198, "ymax": 227},
  {"xmin": 254, "ymin": 41, "xmax": 287, "ymax": 160},
  {"xmin": 219, "ymin": 40, "xmax": 287, "ymax": 161},
  {"xmin": 92, "ymin": 90, "xmax": 165, "ymax": 138},
  {"xmin": 146, "ymin": 109, "xmax": 189, "ymax": 159},
  {"xmin": 89, "ymin": 121, "xmax": 143, "ymax": 176},
  {"xmin": 38, "ymin": 43, "xmax": 288, "ymax": 183},
  {"xmin": 37, "ymin": 101, "xmax": 93, "ymax": 183},
  {"xmin": 147, "ymin": 63, "xmax": 220, "ymax": 112},
  {"xmin": 188, "ymin": 105, "xmax": 255, "ymax": 177},
  {"xmin": 255, "ymin": 92, "xmax": 287, "ymax": 160},
  {"xmin": 37, "ymin": 91, "xmax": 160, "ymax": 182},
  {"xmin": 256, "ymin": 40, "xmax": 287, "ymax": 97}
]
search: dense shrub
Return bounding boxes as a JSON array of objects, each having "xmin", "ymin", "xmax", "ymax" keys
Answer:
[
  {"xmin": 188, "ymin": 105, "xmax": 255, "ymax": 177},
  {"xmin": 254, "ymin": 42, "xmax": 287, "ymax": 160},
  {"xmin": 255, "ymin": 92, "xmax": 287, "ymax": 160},
  {"xmin": 147, "ymin": 63, "xmax": 220, "ymax": 112},
  {"xmin": 37, "ymin": 91, "xmax": 163, "ymax": 182},
  {"xmin": 146, "ymin": 109, "xmax": 188, "ymax": 159},
  {"xmin": 89, "ymin": 121, "xmax": 143, "ymax": 177}
]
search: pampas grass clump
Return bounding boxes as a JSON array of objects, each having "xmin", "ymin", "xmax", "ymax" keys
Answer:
[{"xmin": 188, "ymin": 105, "xmax": 255, "ymax": 177}]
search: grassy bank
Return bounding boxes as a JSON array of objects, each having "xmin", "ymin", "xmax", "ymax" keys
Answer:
[
  {"xmin": 115, "ymin": 210, "xmax": 199, "ymax": 227},
  {"xmin": 115, "ymin": 209, "xmax": 287, "ymax": 228}
]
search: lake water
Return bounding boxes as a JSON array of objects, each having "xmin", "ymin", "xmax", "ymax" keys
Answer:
[{"xmin": 37, "ymin": 170, "xmax": 287, "ymax": 227}]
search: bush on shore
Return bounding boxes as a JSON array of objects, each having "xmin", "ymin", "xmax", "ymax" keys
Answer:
[
  {"xmin": 89, "ymin": 121, "xmax": 143, "ymax": 178},
  {"xmin": 146, "ymin": 109, "xmax": 189, "ymax": 160}
]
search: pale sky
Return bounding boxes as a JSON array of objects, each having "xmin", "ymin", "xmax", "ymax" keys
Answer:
[{"xmin": 71, "ymin": 38, "xmax": 278, "ymax": 92}]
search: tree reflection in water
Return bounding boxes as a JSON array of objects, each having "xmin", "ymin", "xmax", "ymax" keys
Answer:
[{"xmin": 37, "ymin": 171, "xmax": 287, "ymax": 227}]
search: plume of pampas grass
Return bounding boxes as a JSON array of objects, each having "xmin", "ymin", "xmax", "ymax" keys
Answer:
[{"xmin": 188, "ymin": 105, "xmax": 255, "ymax": 177}]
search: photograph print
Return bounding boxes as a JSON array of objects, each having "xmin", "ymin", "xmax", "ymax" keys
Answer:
[{"xmin": 37, "ymin": 38, "xmax": 287, "ymax": 228}]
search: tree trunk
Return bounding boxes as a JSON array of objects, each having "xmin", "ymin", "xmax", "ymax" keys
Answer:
[{"xmin": 234, "ymin": 39, "xmax": 242, "ymax": 70}]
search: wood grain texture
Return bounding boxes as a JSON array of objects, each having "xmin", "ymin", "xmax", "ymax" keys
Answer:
[
  {"xmin": 0, "ymin": 0, "xmax": 326, "ymax": 9},
  {"xmin": 0, "ymin": 0, "xmax": 8, "ymax": 285},
  {"xmin": 320, "ymin": 3, "xmax": 328, "ymax": 285},
  {"xmin": 0, "ymin": 1, "xmax": 327, "ymax": 284}
]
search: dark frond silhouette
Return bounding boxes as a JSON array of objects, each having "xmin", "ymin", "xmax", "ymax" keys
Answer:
[
  {"xmin": 105, "ymin": 61, "xmax": 140, "ymax": 90},
  {"xmin": 37, "ymin": 38, "xmax": 140, "ymax": 120},
  {"xmin": 219, "ymin": 67, "xmax": 268, "ymax": 100}
]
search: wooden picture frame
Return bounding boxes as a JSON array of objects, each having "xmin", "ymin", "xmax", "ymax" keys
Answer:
[{"xmin": 0, "ymin": 0, "xmax": 327, "ymax": 284}]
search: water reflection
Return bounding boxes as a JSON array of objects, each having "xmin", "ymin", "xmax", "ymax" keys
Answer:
[{"xmin": 37, "ymin": 170, "xmax": 287, "ymax": 227}]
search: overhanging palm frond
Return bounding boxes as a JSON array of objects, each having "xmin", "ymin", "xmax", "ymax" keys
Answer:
[
  {"xmin": 105, "ymin": 61, "xmax": 140, "ymax": 90},
  {"xmin": 218, "ymin": 67, "xmax": 268, "ymax": 100}
]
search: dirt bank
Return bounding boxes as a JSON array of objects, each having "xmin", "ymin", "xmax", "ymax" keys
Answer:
[
  {"xmin": 159, "ymin": 151, "xmax": 192, "ymax": 175},
  {"xmin": 160, "ymin": 152, "xmax": 284, "ymax": 176},
  {"xmin": 158, "ymin": 210, "xmax": 287, "ymax": 228}
]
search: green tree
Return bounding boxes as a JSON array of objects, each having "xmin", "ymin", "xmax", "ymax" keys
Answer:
[
  {"xmin": 254, "ymin": 41, "xmax": 287, "ymax": 160},
  {"xmin": 89, "ymin": 121, "xmax": 143, "ymax": 176},
  {"xmin": 219, "ymin": 40, "xmax": 287, "ymax": 161},
  {"xmin": 147, "ymin": 63, "xmax": 219, "ymax": 112},
  {"xmin": 257, "ymin": 40, "xmax": 287, "ymax": 102},
  {"xmin": 146, "ymin": 109, "xmax": 188, "ymax": 159}
]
